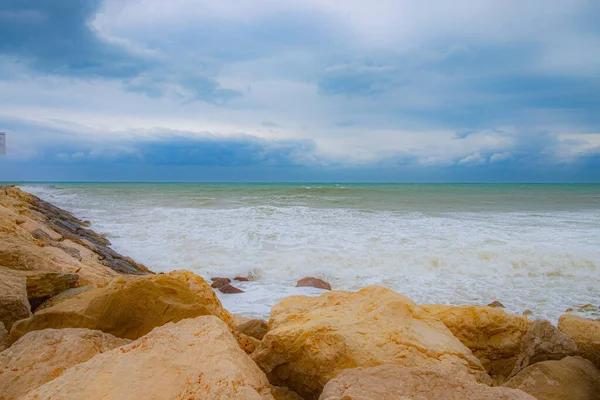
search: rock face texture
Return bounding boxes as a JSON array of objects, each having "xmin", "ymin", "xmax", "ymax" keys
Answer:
[
  {"xmin": 0, "ymin": 322, "xmax": 8, "ymax": 352},
  {"xmin": 558, "ymin": 314, "xmax": 600, "ymax": 369},
  {"xmin": 21, "ymin": 317, "xmax": 276, "ymax": 400},
  {"xmin": 237, "ymin": 319, "xmax": 269, "ymax": 341},
  {"xmin": 0, "ymin": 186, "xmax": 149, "ymax": 287},
  {"xmin": 422, "ymin": 304, "xmax": 533, "ymax": 378},
  {"xmin": 504, "ymin": 356, "xmax": 600, "ymax": 400},
  {"xmin": 0, "ymin": 328, "xmax": 130, "ymax": 400},
  {"xmin": 320, "ymin": 364, "xmax": 535, "ymax": 400},
  {"xmin": 296, "ymin": 277, "xmax": 332, "ymax": 290},
  {"xmin": 22, "ymin": 271, "xmax": 79, "ymax": 310},
  {"xmin": 10, "ymin": 273, "xmax": 230, "ymax": 342},
  {"xmin": 252, "ymin": 286, "xmax": 486, "ymax": 399},
  {"xmin": 0, "ymin": 268, "xmax": 31, "ymax": 330},
  {"xmin": 509, "ymin": 319, "xmax": 578, "ymax": 378}
]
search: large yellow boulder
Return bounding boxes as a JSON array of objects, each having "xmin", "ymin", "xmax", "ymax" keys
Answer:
[
  {"xmin": 10, "ymin": 272, "xmax": 230, "ymax": 342},
  {"xmin": 22, "ymin": 316, "xmax": 276, "ymax": 400},
  {"xmin": 252, "ymin": 286, "xmax": 486, "ymax": 399},
  {"xmin": 320, "ymin": 364, "xmax": 535, "ymax": 400},
  {"xmin": 558, "ymin": 314, "xmax": 600, "ymax": 368},
  {"xmin": 422, "ymin": 304, "xmax": 533, "ymax": 378},
  {"xmin": 504, "ymin": 356, "xmax": 600, "ymax": 400},
  {"xmin": 0, "ymin": 328, "xmax": 130, "ymax": 400},
  {"xmin": 0, "ymin": 268, "xmax": 31, "ymax": 330}
]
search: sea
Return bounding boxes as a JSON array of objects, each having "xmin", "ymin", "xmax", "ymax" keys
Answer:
[{"xmin": 15, "ymin": 183, "xmax": 600, "ymax": 321}]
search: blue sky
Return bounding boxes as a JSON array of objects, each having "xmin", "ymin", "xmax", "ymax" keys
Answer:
[{"xmin": 0, "ymin": 0, "xmax": 599, "ymax": 182}]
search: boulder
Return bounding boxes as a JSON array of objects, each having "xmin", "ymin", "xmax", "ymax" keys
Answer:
[
  {"xmin": 22, "ymin": 316, "xmax": 276, "ymax": 400},
  {"xmin": 0, "ymin": 267, "xmax": 31, "ymax": 330},
  {"xmin": 320, "ymin": 364, "xmax": 535, "ymax": 400},
  {"xmin": 22, "ymin": 271, "xmax": 79, "ymax": 310},
  {"xmin": 422, "ymin": 304, "xmax": 533, "ymax": 378},
  {"xmin": 504, "ymin": 356, "xmax": 600, "ymax": 400},
  {"xmin": 296, "ymin": 277, "xmax": 331, "ymax": 290},
  {"xmin": 252, "ymin": 286, "xmax": 486, "ymax": 399},
  {"xmin": 0, "ymin": 328, "xmax": 130, "ymax": 400},
  {"xmin": 211, "ymin": 277, "xmax": 232, "ymax": 289},
  {"xmin": 0, "ymin": 322, "xmax": 8, "ymax": 352},
  {"xmin": 558, "ymin": 314, "xmax": 600, "ymax": 368},
  {"xmin": 237, "ymin": 318, "xmax": 269, "ymax": 340},
  {"xmin": 509, "ymin": 319, "xmax": 578, "ymax": 378},
  {"xmin": 10, "ymin": 273, "xmax": 230, "ymax": 342},
  {"xmin": 220, "ymin": 283, "xmax": 244, "ymax": 294}
]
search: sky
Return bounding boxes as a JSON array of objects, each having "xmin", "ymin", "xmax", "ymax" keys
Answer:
[{"xmin": 0, "ymin": 0, "xmax": 599, "ymax": 182}]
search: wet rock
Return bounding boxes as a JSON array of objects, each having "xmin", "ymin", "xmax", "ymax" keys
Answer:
[
  {"xmin": 422, "ymin": 304, "xmax": 533, "ymax": 379},
  {"xmin": 0, "ymin": 267, "xmax": 31, "ymax": 330},
  {"xmin": 10, "ymin": 273, "xmax": 229, "ymax": 342},
  {"xmin": 235, "ymin": 276, "xmax": 250, "ymax": 281},
  {"xmin": 253, "ymin": 286, "xmax": 486, "ymax": 399},
  {"xmin": 22, "ymin": 317, "xmax": 275, "ymax": 400},
  {"xmin": 522, "ymin": 309, "xmax": 533, "ymax": 317},
  {"xmin": 211, "ymin": 277, "xmax": 231, "ymax": 289},
  {"xmin": 219, "ymin": 283, "xmax": 245, "ymax": 294},
  {"xmin": 296, "ymin": 277, "xmax": 332, "ymax": 290},
  {"xmin": 320, "ymin": 364, "xmax": 535, "ymax": 400},
  {"xmin": 558, "ymin": 314, "xmax": 600, "ymax": 368},
  {"xmin": 0, "ymin": 328, "xmax": 130, "ymax": 400},
  {"xmin": 509, "ymin": 319, "xmax": 578, "ymax": 378},
  {"xmin": 488, "ymin": 301, "xmax": 506, "ymax": 308},
  {"xmin": 504, "ymin": 356, "xmax": 600, "ymax": 400}
]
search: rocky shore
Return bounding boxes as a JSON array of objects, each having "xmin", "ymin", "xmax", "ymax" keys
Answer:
[{"xmin": 1, "ymin": 186, "xmax": 599, "ymax": 399}]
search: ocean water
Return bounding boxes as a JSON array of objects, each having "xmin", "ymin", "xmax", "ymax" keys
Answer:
[{"xmin": 16, "ymin": 183, "xmax": 600, "ymax": 321}]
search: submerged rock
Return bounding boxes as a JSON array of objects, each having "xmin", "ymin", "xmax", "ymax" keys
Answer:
[
  {"xmin": 422, "ymin": 304, "xmax": 533, "ymax": 379},
  {"xmin": 253, "ymin": 286, "xmax": 485, "ymax": 399},
  {"xmin": 320, "ymin": 364, "xmax": 535, "ymax": 400},
  {"xmin": 220, "ymin": 283, "xmax": 244, "ymax": 294},
  {"xmin": 0, "ymin": 328, "xmax": 130, "ymax": 400},
  {"xmin": 558, "ymin": 314, "xmax": 600, "ymax": 368},
  {"xmin": 10, "ymin": 272, "xmax": 230, "ymax": 342},
  {"xmin": 0, "ymin": 267, "xmax": 31, "ymax": 330},
  {"xmin": 296, "ymin": 277, "xmax": 332, "ymax": 290},
  {"xmin": 235, "ymin": 276, "xmax": 250, "ymax": 282},
  {"xmin": 504, "ymin": 356, "xmax": 600, "ymax": 400},
  {"xmin": 488, "ymin": 301, "xmax": 506, "ymax": 308},
  {"xmin": 509, "ymin": 319, "xmax": 578, "ymax": 378},
  {"xmin": 22, "ymin": 317, "xmax": 275, "ymax": 400}
]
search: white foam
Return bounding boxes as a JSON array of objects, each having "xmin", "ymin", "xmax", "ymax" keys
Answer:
[{"xmin": 21, "ymin": 184, "xmax": 600, "ymax": 321}]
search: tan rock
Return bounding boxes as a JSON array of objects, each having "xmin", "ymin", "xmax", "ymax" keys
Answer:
[
  {"xmin": 35, "ymin": 286, "xmax": 94, "ymax": 311},
  {"xmin": 22, "ymin": 271, "xmax": 79, "ymax": 310},
  {"xmin": 509, "ymin": 319, "xmax": 578, "ymax": 378},
  {"xmin": 271, "ymin": 386, "xmax": 304, "ymax": 400},
  {"xmin": 235, "ymin": 276, "xmax": 250, "ymax": 282},
  {"xmin": 10, "ymin": 273, "xmax": 228, "ymax": 342},
  {"xmin": 320, "ymin": 364, "xmax": 535, "ymax": 400},
  {"xmin": 253, "ymin": 286, "xmax": 486, "ymax": 399},
  {"xmin": 296, "ymin": 277, "xmax": 331, "ymax": 290},
  {"xmin": 22, "ymin": 316, "xmax": 275, "ymax": 400},
  {"xmin": 232, "ymin": 313, "xmax": 253, "ymax": 326},
  {"xmin": 0, "ymin": 267, "xmax": 31, "ymax": 330},
  {"xmin": 0, "ymin": 328, "xmax": 130, "ymax": 400},
  {"xmin": 0, "ymin": 322, "xmax": 8, "ymax": 352},
  {"xmin": 422, "ymin": 304, "xmax": 533, "ymax": 378},
  {"xmin": 558, "ymin": 314, "xmax": 600, "ymax": 368},
  {"xmin": 504, "ymin": 356, "xmax": 600, "ymax": 400},
  {"xmin": 237, "ymin": 318, "xmax": 269, "ymax": 340}
]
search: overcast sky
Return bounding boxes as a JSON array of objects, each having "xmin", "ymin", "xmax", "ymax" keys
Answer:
[{"xmin": 1, "ymin": 0, "xmax": 599, "ymax": 182}]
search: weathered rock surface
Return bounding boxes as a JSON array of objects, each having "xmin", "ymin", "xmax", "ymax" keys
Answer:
[
  {"xmin": 0, "ymin": 186, "xmax": 150, "ymax": 286},
  {"xmin": 253, "ymin": 286, "xmax": 486, "ymax": 399},
  {"xmin": 237, "ymin": 318, "xmax": 269, "ymax": 340},
  {"xmin": 0, "ymin": 322, "xmax": 8, "ymax": 352},
  {"xmin": 504, "ymin": 356, "xmax": 600, "ymax": 400},
  {"xmin": 509, "ymin": 319, "xmax": 578, "ymax": 378},
  {"xmin": 422, "ymin": 304, "xmax": 533, "ymax": 378},
  {"xmin": 10, "ymin": 273, "xmax": 228, "ymax": 342},
  {"xmin": 271, "ymin": 386, "xmax": 304, "ymax": 400},
  {"xmin": 23, "ymin": 271, "xmax": 79, "ymax": 310},
  {"xmin": 296, "ymin": 277, "xmax": 331, "ymax": 290},
  {"xmin": 35, "ymin": 286, "xmax": 93, "ymax": 311},
  {"xmin": 0, "ymin": 328, "xmax": 130, "ymax": 400},
  {"xmin": 22, "ymin": 316, "xmax": 276, "ymax": 400},
  {"xmin": 0, "ymin": 267, "xmax": 31, "ymax": 330},
  {"xmin": 320, "ymin": 364, "xmax": 535, "ymax": 400},
  {"xmin": 558, "ymin": 314, "xmax": 600, "ymax": 368}
]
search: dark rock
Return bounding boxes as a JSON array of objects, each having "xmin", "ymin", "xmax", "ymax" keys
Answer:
[
  {"xmin": 488, "ymin": 301, "xmax": 505, "ymax": 308},
  {"xmin": 219, "ymin": 284, "xmax": 244, "ymax": 294},
  {"xmin": 296, "ymin": 277, "xmax": 332, "ymax": 290},
  {"xmin": 234, "ymin": 276, "xmax": 250, "ymax": 282},
  {"xmin": 211, "ymin": 278, "xmax": 231, "ymax": 289}
]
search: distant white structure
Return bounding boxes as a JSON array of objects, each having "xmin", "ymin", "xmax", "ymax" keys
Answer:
[{"xmin": 0, "ymin": 133, "xmax": 5, "ymax": 155}]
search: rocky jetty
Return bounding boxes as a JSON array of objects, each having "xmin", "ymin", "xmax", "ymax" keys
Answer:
[{"xmin": 1, "ymin": 186, "xmax": 600, "ymax": 399}]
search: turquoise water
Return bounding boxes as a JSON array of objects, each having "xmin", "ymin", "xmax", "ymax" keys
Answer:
[{"xmin": 17, "ymin": 183, "xmax": 600, "ymax": 320}]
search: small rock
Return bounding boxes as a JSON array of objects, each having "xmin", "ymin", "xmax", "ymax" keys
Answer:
[
  {"xmin": 81, "ymin": 220, "xmax": 92, "ymax": 227},
  {"xmin": 509, "ymin": 319, "xmax": 578, "ymax": 378},
  {"xmin": 488, "ymin": 301, "xmax": 505, "ymax": 308},
  {"xmin": 296, "ymin": 277, "xmax": 332, "ymax": 290},
  {"xmin": 522, "ymin": 310, "xmax": 533, "ymax": 317},
  {"xmin": 234, "ymin": 276, "xmax": 250, "ymax": 282},
  {"xmin": 237, "ymin": 319, "xmax": 269, "ymax": 340},
  {"xmin": 211, "ymin": 277, "xmax": 231, "ymax": 289},
  {"xmin": 15, "ymin": 218, "xmax": 26, "ymax": 225},
  {"xmin": 219, "ymin": 284, "xmax": 244, "ymax": 294}
]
